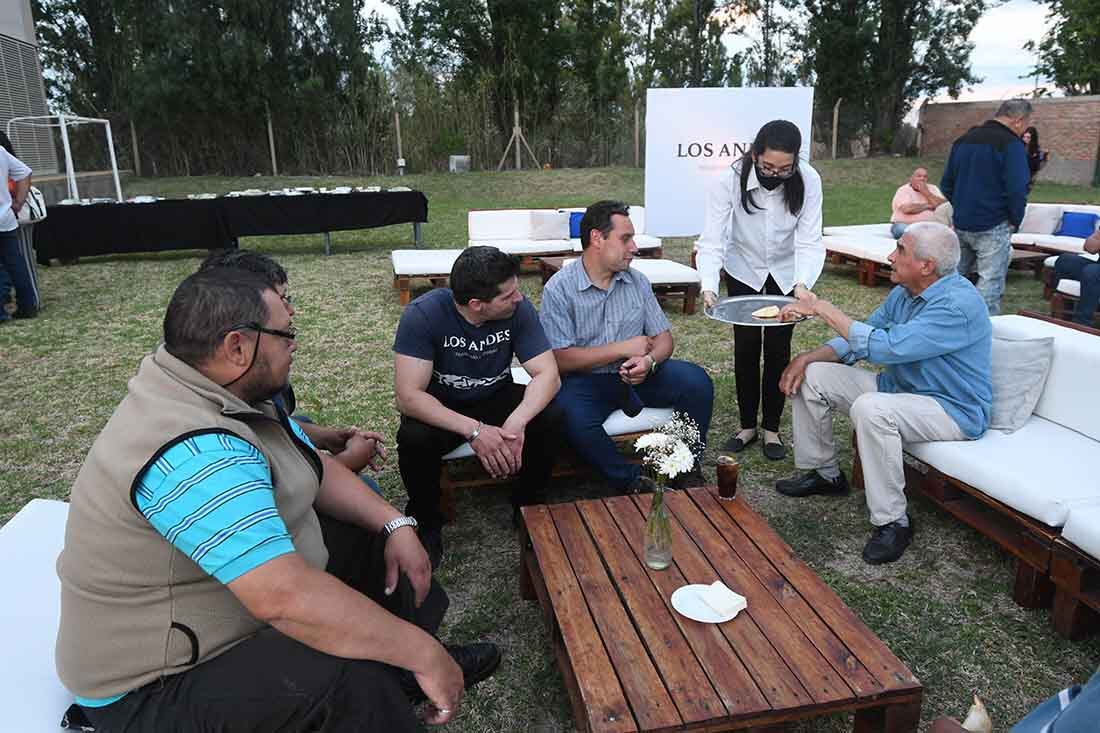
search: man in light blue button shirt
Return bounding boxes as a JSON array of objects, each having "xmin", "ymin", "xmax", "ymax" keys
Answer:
[{"xmin": 774, "ymin": 222, "xmax": 992, "ymax": 564}]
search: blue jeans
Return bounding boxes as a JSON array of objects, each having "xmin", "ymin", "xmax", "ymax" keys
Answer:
[
  {"xmin": 1054, "ymin": 254, "xmax": 1100, "ymax": 325},
  {"xmin": 890, "ymin": 222, "xmax": 909, "ymax": 239},
  {"xmin": 0, "ymin": 227, "xmax": 39, "ymax": 319},
  {"xmin": 556, "ymin": 360, "xmax": 713, "ymax": 489},
  {"xmin": 956, "ymin": 221, "xmax": 1012, "ymax": 315}
]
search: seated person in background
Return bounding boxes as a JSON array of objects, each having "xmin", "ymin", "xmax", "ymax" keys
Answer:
[
  {"xmin": 539, "ymin": 200, "xmax": 713, "ymax": 493},
  {"xmin": 393, "ymin": 246, "xmax": 563, "ymax": 567},
  {"xmin": 775, "ymin": 222, "xmax": 991, "ymax": 564},
  {"xmin": 199, "ymin": 249, "xmax": 386, "ymax": 487},
  {"xmin": 57, "ymin": 268, "xmax": 499, "ymax": 732},
  {"xmin": 1052, "ymin": 230, "xmax": 1100, "ymax": 326},
  {"xmin": 890, "ymin": 167, "xmax": 950, "ymax": 239}
]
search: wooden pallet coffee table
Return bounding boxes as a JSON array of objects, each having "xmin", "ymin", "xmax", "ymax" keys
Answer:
[{"xmin": 519, "ymin": 488, "xmax": 922, "ymax": 732}]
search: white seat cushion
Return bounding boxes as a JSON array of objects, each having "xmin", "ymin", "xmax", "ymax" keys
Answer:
[
  {"xmin": 559, "ymin": 258, "xmax": 699, "ymax": 286},
  {"xmin": 466, "ymin": 239, "xmax": 574, "ymax": 255},
  {"xmin": 1012, "ymin": 234, "xmax": 1088, "ymax": 254},
  {"xmin": 906, "ymin": 416, "xmax": 1100, "ymax": 527},
  {"xmin": 391, "ymin": 250, "xmax": 462, "ymax": 276},
  {"xmin": 570, "ymin": 233, "xmax": 662, "ymax": 252},
  {"xmin": 1063, "ymin": 503, "xmax": 1100, "ymax": 560},
  {"xmin": 442, "ymin": 368, "xmax": 673, "ymax": 460},
  {"xmin": 992, "ymin": 315, "xmax": 1100, "ymax": 441},
  {"xmin": 0, "ymin": 499, "xmax": 72, "ymax": 731},
  {"xmin": 822, "ymin": 223, "xmax": 894, "ymax": 239},
  {"xmin": 1057, "ymin": 279, "xmax": 1080, "ymax": 297},
  {"xmin": 823, "ymin": 235, "xmax": 894, "ymax": 265},
  {"xmin": 1044, "ymin": 253, "xmax": 1100, "ymax": 269}
]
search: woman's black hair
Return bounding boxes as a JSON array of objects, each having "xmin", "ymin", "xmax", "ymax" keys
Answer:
[
  {"xmin": 738, "ymin": 119, "xmax": 805, "ymax": 217},
  {"xmin": 1024, "ymin": 126, "xmax": 1040, "ymax": 157}
]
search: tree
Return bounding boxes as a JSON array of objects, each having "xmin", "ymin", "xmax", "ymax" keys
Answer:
[
  {"xmin": 1027, "ymin": 0, "xmax": 1100, "ymax": 96},
  {"xmin": 647, "ymin": 0, "xmax": 738, "ymax": 88},
  {"xmin": 798, "ymin": 0, "xmax": 986, "ymax": 154}
]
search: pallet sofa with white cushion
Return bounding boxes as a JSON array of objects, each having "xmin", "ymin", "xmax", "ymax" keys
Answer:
[
  {"xmin": 467, "ymin": 205, "xmax": 662, "ymax": 268},
  {"xmin": 540, "ymin": 257, "xmax": 702, "ymax": 315},
  {"xmin": 0, "ymin": 499, "xmax": 73, "ymax": 731},
  {"xmin": 821, "ymin": 224, "xmax": 897, "ymax": 286},
  {"xmin": 853, "ymin": 312, "xmax": 1100, "ymax": 638},
  {"xmin": 1011, "ymin": 203, "xmax": 1100, "ymax": 256},
  {"xmin": 437, "ymin": 367, "xmax": 673, "ymax": 519},
  {"xmin": 390, "ymin": 249, "xmax": 463, "ymax": 305},
  {"xmin": 1038, "ymin": 252, "xmax": 1100, "ymax": 324}
]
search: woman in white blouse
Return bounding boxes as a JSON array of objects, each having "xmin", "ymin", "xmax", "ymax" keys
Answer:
[{"xmin": 696, "ymin": 120, "xmax": 825, "ymax": 460}]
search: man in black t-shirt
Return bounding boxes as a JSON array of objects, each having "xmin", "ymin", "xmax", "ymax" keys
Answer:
[{"xmin": 394, "ymin": 246, "xmax": 563, "ymax": 567}]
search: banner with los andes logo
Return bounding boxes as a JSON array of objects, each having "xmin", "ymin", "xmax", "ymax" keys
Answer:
[{"xmin": 644, "ymin": 87, "xmax": 814, "ymax": 237}]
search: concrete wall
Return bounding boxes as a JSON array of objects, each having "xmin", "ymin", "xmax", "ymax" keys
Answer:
[{"xmin": 919, "ymin": 96, "xmax": 1100, "ymax": 186}]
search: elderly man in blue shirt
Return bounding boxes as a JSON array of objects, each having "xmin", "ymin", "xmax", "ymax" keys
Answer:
[
  {"xmin": 775, "ymin": 222, "xmax": 992, "ymax": 564},
  {"xmin": 540, "ymin": 200, "xmax": 714, "ymax": 493}
]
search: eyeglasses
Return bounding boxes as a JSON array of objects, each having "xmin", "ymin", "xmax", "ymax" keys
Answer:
[
  {"xmin": 222, "ymin": 322, "xmax": 297, "ymax": 341},
  {"xmin": 757, "ymin": 161, "xmax": 796, "ymax": 179}
]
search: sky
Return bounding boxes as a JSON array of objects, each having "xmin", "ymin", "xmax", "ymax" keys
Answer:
[{"xmin": 362, "ymin": 0, "xmax": 1054, "ymax": 104}]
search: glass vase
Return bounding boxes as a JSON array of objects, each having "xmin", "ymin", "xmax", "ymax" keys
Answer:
[{"xmin": 644, "ymin": 479, "xmax": 672, "ymax": 570}]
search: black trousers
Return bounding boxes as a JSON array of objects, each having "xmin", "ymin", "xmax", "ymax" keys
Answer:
[
  {"xmin": 77, "ymin": 515, "xmax": 448, "ymax": 733},
  {"xmin": 723, "ymin": 272, "xmax": 795, "ymax": 434},
  {"xmin": 397, "ymin": 382, "xmax": 565, "ymax": 530}
]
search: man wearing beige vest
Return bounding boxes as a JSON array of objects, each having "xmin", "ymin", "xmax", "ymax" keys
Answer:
[{"xmin": 55, "ymin": 268, "xmax": 499, "ymax": 731}]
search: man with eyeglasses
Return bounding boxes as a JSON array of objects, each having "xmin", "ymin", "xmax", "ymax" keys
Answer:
[
  {"xmin": 198, "ymin": 249, "xmax": 387, "ymax": 481},
  {"xmin": 56, "ymin": 268, "xmax": 500, "ymax": 732}
]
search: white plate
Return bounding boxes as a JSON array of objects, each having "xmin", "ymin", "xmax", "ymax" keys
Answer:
[{"xmin": 670, "ymin": 584, "xmax": 743, "ymax": 623}]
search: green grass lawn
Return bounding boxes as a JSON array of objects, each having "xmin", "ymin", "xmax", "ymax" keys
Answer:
[{"xmin": 4, "ymin": 161, "xmax": 1099, "ymax": 731}]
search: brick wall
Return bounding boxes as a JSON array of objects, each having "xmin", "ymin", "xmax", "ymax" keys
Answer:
[{"xmin": 918, "ymin": 96, "xmax": 1100, "ymax": 186}]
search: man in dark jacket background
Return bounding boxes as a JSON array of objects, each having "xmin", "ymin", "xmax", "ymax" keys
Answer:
[{"xmin": 940, "ymin": 98, "xmax": 1032, "ymax": 315}]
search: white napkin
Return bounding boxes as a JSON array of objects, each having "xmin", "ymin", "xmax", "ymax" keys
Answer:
[{"xmin": 698, "ymin": 581, "xmax": 747, "ymax": 617}]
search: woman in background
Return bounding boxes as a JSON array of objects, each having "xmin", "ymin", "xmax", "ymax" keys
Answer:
[
  {"xmin": 1022, "ymin": 126, "xmax": 1047, "ymax": 190},
  {"xmin": 697, "ymin": 120, "xmax": 825, "ymax": 460}
]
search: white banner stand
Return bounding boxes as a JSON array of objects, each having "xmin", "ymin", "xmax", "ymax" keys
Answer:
[{"xmin": 644, "ymin": 87, "xmax": 815, "ymax": 237}]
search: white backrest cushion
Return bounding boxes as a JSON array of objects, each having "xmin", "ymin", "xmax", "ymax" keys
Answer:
[
  {"xmin": 468, "ymin": 210, "xmax": 546, "ymax": 240},
  {"xmin": 988, "ymin": 336, "xmax": 1054, "ymax": 432},
  {"xmin": 991, "ymin": 315, "xmax": 1100, "ymax": 440},
  {"xmin": 530, "ymin": 211, "xmax": 569, "ymax": 240},
  {"xmin": 629, "ymin": 205, "xmax": 646, "ymax": 234},
  {"xmin": 1019, "ymin": 204, "xmax": 1063, "ymax": 235},
  {"xmin": 1063, "ymin": 204, "xmax": 1100, "ymax": 220},
  {"xmin": 0, "ymin": 499, "xmax": 72, "ymax": 731}
]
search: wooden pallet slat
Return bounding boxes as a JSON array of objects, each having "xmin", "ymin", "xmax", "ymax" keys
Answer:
[
  {"xmin": 549, "ymin": 503, "xmax": 682, "ymax": 732},
  {"xmin": 662, "ymin": 490, "xmax": 855, "ymax": 706},
  {"xmin": 523, "ymin": 505, "xmax": 637, "ymax": 733}
]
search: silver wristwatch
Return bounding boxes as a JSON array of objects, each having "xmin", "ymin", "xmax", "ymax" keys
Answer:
[{"xmin": 382, "ymin": 515, "xmax": 418, "ymax": 538}]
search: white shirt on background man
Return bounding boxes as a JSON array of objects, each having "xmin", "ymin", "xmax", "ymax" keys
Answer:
[
  {"xmin": 0, "ymin": 149, "xmax": 32, "ymax": 232},
  {"xmin": 695, "ymin": 161, "xmax": 825, "ymax": 296}
]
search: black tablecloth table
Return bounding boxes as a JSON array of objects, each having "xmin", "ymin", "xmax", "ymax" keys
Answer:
[{"xmin": 35, "ymin": 191, "xmax": 429, "ymax": 263}]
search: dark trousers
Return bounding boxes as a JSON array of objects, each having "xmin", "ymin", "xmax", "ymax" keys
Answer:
[
  {"xmin": 555, "ymin": 361, "xmax": 713, "ymax": 489},
  {"xmin": 0, "ymin": 227, "xmax": 38, "ymax": 319},
  {"xmin": 723, "ymin": 272, "xmax": 795, "ymax": 433},
  {"xmin": 78, "ymin": 515, "xmax": 448, "ymax": 733},
  {"xmin": 1054, "ymin": 254, "xmax": 1100, "ymax": 325},
  {"xmin": 397, "ymin": 382, "xmax": 565, "ymax": 530}
]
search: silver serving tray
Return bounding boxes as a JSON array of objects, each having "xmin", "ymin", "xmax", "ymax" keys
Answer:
[{"xmin": 704, "ymin": 294, "xmax": 810, "ymax": 327}]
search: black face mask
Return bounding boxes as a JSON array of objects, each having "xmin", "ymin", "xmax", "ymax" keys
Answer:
[{"xmin": 755, "ymin": 166, "xmax": 785, "ymax": 190}]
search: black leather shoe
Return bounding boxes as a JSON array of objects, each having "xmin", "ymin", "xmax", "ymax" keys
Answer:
[
  {"xmin": 862, "ymin": 517, "xmax": 914, "ymax": 564},
  {"xmin": 762, "ymin": 438, "xmax": 787, "ymax": 461},
  {"xmin": 775, "ymin": 470, "xmax": 849, "ymax": 497},
  {"xmin": 12, "ymin": 306, "xmax": 37, "ymax": 319},
  {"xmin": 625, "ymin": 475, "xmax": 658, "ymax": 495},
  {"xmin": 420, "ymin": 526, "xmax": 444, "ymax": 571},
  {"xmin": 399, "ymin": 642, "xmax": 502, "ymax": 703},
  {"xmin": 668, "ymin": 465, "xmax": 706, "ymax": 490},
  {"xmin": 448, "ymin": 642, "xmax": 502, "ymax": 689},
  {"xmin": 721, "ymin": 431, "xmax": 757, "ymax": 453}
]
